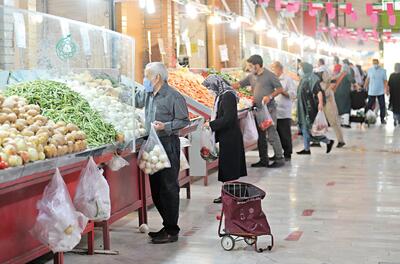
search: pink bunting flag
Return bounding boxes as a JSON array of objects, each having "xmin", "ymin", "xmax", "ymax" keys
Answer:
[
  {"xmin": 387, "ymin": 3, "xmax": 394, "ymax": 16},
  {"xmin": 275, "ymin": 0, "xmax": 281, "ymax": 11},
  {"xmin": 293, "ymin": 1, "xmax": 301, "ymax": 13},
  {"xmin": 366, "ymin": 3, "xmax": 373, "ymax": 16},
  {"xmin": 371, "ymin": 12, "xmax": 378, "ymax": 26},
  {"xmin": 350, "ymin": 11, "xmax": 358, "ymax": 22},
  {"xmin": 308, "ymin": 2, "xmax": 317, "ymax": 17},
  {"xmin": 389, "ymin": 15, "xmax": 397, "ymax": 26},
  {"xmin": 326, "ymin": 2, "xmax": 333, "ymax": 14},
  {"xmin": 357, "ymin": 28, "xmax": 364, "ymax": 37},
  {"xmin": 286, "ymin": 3, "xmax": 295, "ymax": 13},
  {"xmin": 328, "ymin": 9, "xmax": 336, "ymax": 20},
  {"xmin": 345, "ymin": 3, "xmax": 352, "ymax": 15}
]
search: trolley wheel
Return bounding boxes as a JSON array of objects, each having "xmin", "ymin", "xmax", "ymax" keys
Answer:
[
  {"xmin": 221, "ymin": 236, "xmax": 235, "ymax": 251},
  {"xmin": 244, "ymin": 237, "xmax": 256, "ymax": 245},
  {"xmin": 267, "ymin": 246, "xmax": 273, "ymax": 251}
]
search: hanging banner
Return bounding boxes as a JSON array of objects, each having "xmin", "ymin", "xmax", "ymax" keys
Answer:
[{"xmin": 13, "ymin": 12, "xmax": 26, "ymax": 49}]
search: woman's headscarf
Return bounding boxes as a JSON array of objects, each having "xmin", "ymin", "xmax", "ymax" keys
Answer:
[
  {"xmin": 395, "ymin": 63, "xmax": 400, "ymax": 73},
  {"xmin": 202, "ymin": 74, "xmax": 238, "ymax": 121},
  {"xmin": 202, "ymin": 74, "xmax": 238, "ymax": 99},
  {"xmin": 299, "ymin": 62, "xmax": 320, "ymax": 92}
]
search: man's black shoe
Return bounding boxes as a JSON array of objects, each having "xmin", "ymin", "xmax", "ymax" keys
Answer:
[
  {"xmin": 148, "ymin": 228, "xmax": 165, "ymax": 238},
  {"xmin": 267, "ymin": 159, "xmax": 285, "ymax": 168},
  {"xmin": 151, "ymin": 232, "xmax": 179, "ymax": 244},
  {"xmin": 297, "ymin": 150, "xmax": 311, "ymax": 155},
  {"xmin": 251, "ymin": 161, "xmax": 268, "ymax": 168},
  {"xmin": 285, "ymin": 156, "xmax": 291, "ymax": 161},
  {"xmin": 327, "ymin": 140, "xmax": 335, "ymax": 154}
]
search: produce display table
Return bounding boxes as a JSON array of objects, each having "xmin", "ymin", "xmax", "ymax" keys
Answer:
[
  {"xmin": 0, "ymin": 148, "xmax": 113, "ymax": 264},
  {"xmin": 95, "ymin": 149, "xmax": 144, "ymax": 251}
]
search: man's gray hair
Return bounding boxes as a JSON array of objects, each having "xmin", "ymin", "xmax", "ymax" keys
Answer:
[{"xmin": 145, "ymin": 62, "xmax": 168, "ymax": 81}]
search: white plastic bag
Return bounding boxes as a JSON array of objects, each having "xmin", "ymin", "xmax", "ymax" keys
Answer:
[
  {"xmin": 200, "ymin": 126, "xmax": 218, "ymax": 161},
  {"xmin": 312, "ymin": 111, "xmax": 329, "ymax": 136},
  {"xmin": 74, "ymin": 157, "xmax": 111, "ymax": 221},
  {"xmin": 107, "ymin": 154, "xmax": 129, "ymax": 171},
  {"xmin": 31, "ymin": 169, "xmax": 88, "ymax": 252},
  {"xmin": 138, "ymin": 124, "xmax": 171, "ymax": 175},
  {"xmin": 240, "ymin": 111, "xmax": 258, "ymax": 146},
  {"xmin": 179, "ymin": 137, "xmax": 190, "ymax": 171},
  {"xmin": 254, "ymin": 104, "xmax": 274, "ymax": 131}
]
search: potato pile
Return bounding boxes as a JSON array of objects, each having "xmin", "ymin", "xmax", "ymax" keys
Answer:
[{"xmin": 0, "ymin": 95, "xmax": 88, "ymax": 168}]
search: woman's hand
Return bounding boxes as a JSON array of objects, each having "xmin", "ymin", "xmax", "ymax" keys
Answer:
[{"xmin": 318, "ymin": 103, "xmax": 324, "ymax": 112}]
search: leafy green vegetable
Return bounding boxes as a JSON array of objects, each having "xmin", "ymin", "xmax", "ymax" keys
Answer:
[{"xmin": 5, "ymin": 80, "xmax": 117, "ymax": 147}]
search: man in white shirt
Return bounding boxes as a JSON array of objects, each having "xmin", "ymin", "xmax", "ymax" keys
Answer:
[{"xmin": 271, "ymin": 61, "xmax": 297, "ymax": 161}]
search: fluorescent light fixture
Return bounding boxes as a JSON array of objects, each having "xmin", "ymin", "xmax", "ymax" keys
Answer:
[
  {"xmin": 139, "ymin": 0, "xmax": 146, "ymax": 9},
  {"xmin": 254, "ymin": 19, "xmax": 267, "ymax": 31},
  {"xmin": 267, "ymin": 28, "xmax": 281, "ymax": 39},
  {"xmin": 209, "ymin": 14, "xmax": 222, "ymax": 25},
  {"xmin": 185, "ymin": 3, "xmax": 198, "ymax": 19},
  {"xmin": 230, "ymin": 18, "xmax": 240, "ymax": 30},
  {"xmin": 147, "ymin": 0, "xmax": 155, "ymax": 14}
]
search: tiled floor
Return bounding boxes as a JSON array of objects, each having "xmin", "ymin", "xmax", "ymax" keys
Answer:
[{"xmin": 54, "ymin": 123, "xmax": 400, "ymax": 264}]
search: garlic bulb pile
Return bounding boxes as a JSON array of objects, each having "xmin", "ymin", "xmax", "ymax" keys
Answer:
[{"xmin": 67, "ymin": 81, "xmax": 147, "ymax": 140}]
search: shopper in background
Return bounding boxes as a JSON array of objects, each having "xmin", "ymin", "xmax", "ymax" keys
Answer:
[
  {"xmin": 334, "ymin": 59, "xmax": 355, "ymax": 128},
  {"xmin": 333, "ymin": 56, "xmax": 342, "ymax": 77},
  {"xmin": 314, "ymin": 59, "xmax": 345, "ymax": 148},
  {"xmin": 388, "ymin": 63, "xmax": 400, "ymax": 126},
  {"xmin": 357, "ymin": 65, "xmax": 366, "ymax": 85},
  {"xmin": 233, "ymin": 55, "xmax": 285, "ymax": 168},
  {"xmin": 202, "ymin": 75, "xmax": 247, "ymax": 203},
  {"xmin": 297, "ymin": 62, "xmax": 335, "ymax": 155},
  {"xmin": 271, "ymin": 61, "xmax": 296, "ymax": 161},
  {"xmin": 136, "ymin": 62, "xmax": 190, "ymax": 244},
  {"xmin": 364, "ymin": 59, "xmax": 388, "ymax": 125}
]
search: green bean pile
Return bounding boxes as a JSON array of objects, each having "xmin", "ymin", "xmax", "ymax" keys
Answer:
[{"xmin": 5, "ymin": 80, "xmax": 117, "ymax": 147}]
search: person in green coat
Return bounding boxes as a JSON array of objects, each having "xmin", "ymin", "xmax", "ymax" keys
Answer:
[
  {"xmin": 334, "ymin": 59, "xmax": 355, "ymax": 128},
  {"xmin": 296, "ymin": 62, "xmax": 334, "ymax": 155}
]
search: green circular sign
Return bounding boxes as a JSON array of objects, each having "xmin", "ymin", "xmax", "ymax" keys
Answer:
[{"xmin": 56, "ymin": 34, "xmax": 78, "ymax": 61}]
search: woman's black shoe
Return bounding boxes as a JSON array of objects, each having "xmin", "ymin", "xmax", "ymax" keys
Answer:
[
  {"xmin": 297, "ymin": 150, "xmax": 311, "ymax": 155},
  {"xmin": 213, "ymin": 197, "xmax": 222, "ymax": 204},
  {"xmin": 327, "ymin": 140, "xmax": 335, "ymax": 153},
  {"xmin": 337, "ymin": 142, "xmax": 346, "ymax": 148},
  {"xmin": 251, "ymin": 161, "xmax": 268, "ymax": 167}
]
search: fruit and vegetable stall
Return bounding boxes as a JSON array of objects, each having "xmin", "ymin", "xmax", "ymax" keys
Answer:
[{"xmin": 0, "ymin": 7, "xmax": 197, "ymax": 264}]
